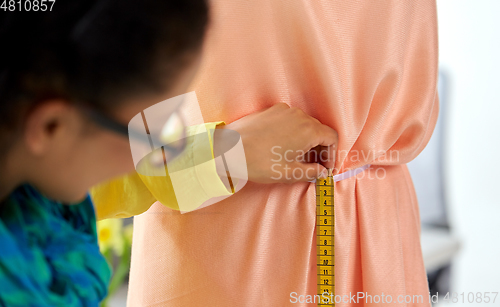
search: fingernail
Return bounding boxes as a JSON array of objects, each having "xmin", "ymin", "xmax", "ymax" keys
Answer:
[{"xmin": 319, "ymin": 169, "xmax": 328, "ymax": 178}]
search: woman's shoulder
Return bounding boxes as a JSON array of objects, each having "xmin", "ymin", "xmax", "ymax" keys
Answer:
[
  {"xmin": 0, "ymin": 184, "xmax": 110, "ymax": 306},
  {"xmin": 1, "ymin": 184, "xmax": 97, "ymax": 237}
]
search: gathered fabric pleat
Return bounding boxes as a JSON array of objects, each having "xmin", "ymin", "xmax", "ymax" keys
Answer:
[{"xmin": 127, "ymin": 0, "xmax": 438, "ymax": 306}]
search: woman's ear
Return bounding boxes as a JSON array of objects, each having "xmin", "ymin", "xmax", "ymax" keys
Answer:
[{"xmin": 24, "ymin": 100, "xmax": 73, "ymax": 155}]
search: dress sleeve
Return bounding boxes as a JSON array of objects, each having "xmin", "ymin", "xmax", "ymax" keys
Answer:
[{"xmin": 91, "ymin": 121, "xmax": 232, "ymax": 220}]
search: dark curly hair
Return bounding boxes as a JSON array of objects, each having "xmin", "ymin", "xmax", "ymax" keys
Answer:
[{"xmin": 0, "ymin": 0, "xmax": 208, "ymax": 146}]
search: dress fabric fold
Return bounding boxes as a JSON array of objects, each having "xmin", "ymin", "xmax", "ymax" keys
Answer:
[{"xmin": 127, "ymin": 0, "xmax": 439, "ymax": 306}]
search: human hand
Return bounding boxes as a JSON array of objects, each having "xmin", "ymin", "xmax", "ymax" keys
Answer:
[{"xmin": 214, "ymin": 103, "xmax": 338, "ymax": 184}]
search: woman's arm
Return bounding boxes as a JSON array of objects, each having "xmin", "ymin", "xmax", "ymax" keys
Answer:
[{"xmin": 92, "ymin": 103, "xmax": 338, "ymax": 220}]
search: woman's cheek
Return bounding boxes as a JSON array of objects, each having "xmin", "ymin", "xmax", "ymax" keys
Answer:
[{"xmin": 102, "ymin": 136, "xmax": 136, "ymax": 177}]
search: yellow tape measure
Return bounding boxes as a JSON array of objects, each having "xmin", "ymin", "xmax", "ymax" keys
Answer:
[{"xmin": 316, "ymin": 169, "xmax": 335, "ymax": 306}]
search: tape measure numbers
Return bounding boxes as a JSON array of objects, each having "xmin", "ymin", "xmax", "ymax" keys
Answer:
[{"xmin": 316, "ymin": 170, "xmax": 335, "ymax": 306}]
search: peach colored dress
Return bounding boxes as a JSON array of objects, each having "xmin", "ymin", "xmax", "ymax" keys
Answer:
[{"xmin": 127, "ymin": 0, "xmax": 439, "ymax": 306}]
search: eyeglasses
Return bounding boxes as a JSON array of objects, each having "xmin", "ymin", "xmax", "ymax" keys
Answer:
[
  {"xmin": 81, "ymin": 104, "xmax": 187, "ymax": 169},
  {"xmin": 81, "ymin": 91, "xmax": 249, "ymax": 213}
]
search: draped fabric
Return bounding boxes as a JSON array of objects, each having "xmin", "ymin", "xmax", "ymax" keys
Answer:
[
  {"xmin": 127, "ymin": 0, "xmax": 439, "ymax": 306},
  {"xmin": 0, "ymin": 184, "xmax": 110, "ymax": 307}
]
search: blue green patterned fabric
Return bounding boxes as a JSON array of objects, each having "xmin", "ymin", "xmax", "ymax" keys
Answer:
[{"xmin": 0, "ymin": 184, "xmax": 111, "ymax": 307}]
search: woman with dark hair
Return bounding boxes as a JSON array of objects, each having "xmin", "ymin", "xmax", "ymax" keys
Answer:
[
  {"xmin": 0, "ymin": 1, "xmax": 337, "ymax": 305},
  {"xmin": 0, "ymin": 2, "xmax": 210, "ymax": 305}
]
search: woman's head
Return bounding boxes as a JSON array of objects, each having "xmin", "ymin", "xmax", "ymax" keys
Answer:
[{"xmin": 0, "ymin": 0, "xmax": 209, "ymax": 202}]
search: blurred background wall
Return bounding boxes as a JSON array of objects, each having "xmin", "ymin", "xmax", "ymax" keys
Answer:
[
  {"xmin": 438, "ymin": 0, "xmax": 500, "ymax": 294},
  {"xmin": 410, "ymin": 0, "xmax": 500, "ymax": 301}
]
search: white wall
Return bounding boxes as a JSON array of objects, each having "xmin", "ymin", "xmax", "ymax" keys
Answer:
[{"xmin": 437, "ymin": 0, "xmax": 500, "ymax": 296}]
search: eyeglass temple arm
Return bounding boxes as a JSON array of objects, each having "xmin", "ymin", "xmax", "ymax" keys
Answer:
[{"xmin": 84, "ymin": 107, "xmax": 182, "ymax": 154}]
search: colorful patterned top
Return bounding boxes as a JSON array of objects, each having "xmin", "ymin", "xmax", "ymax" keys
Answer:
[{"xmin": 0, "ymin": 184, "xmax": 110, "ymax": 307}]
